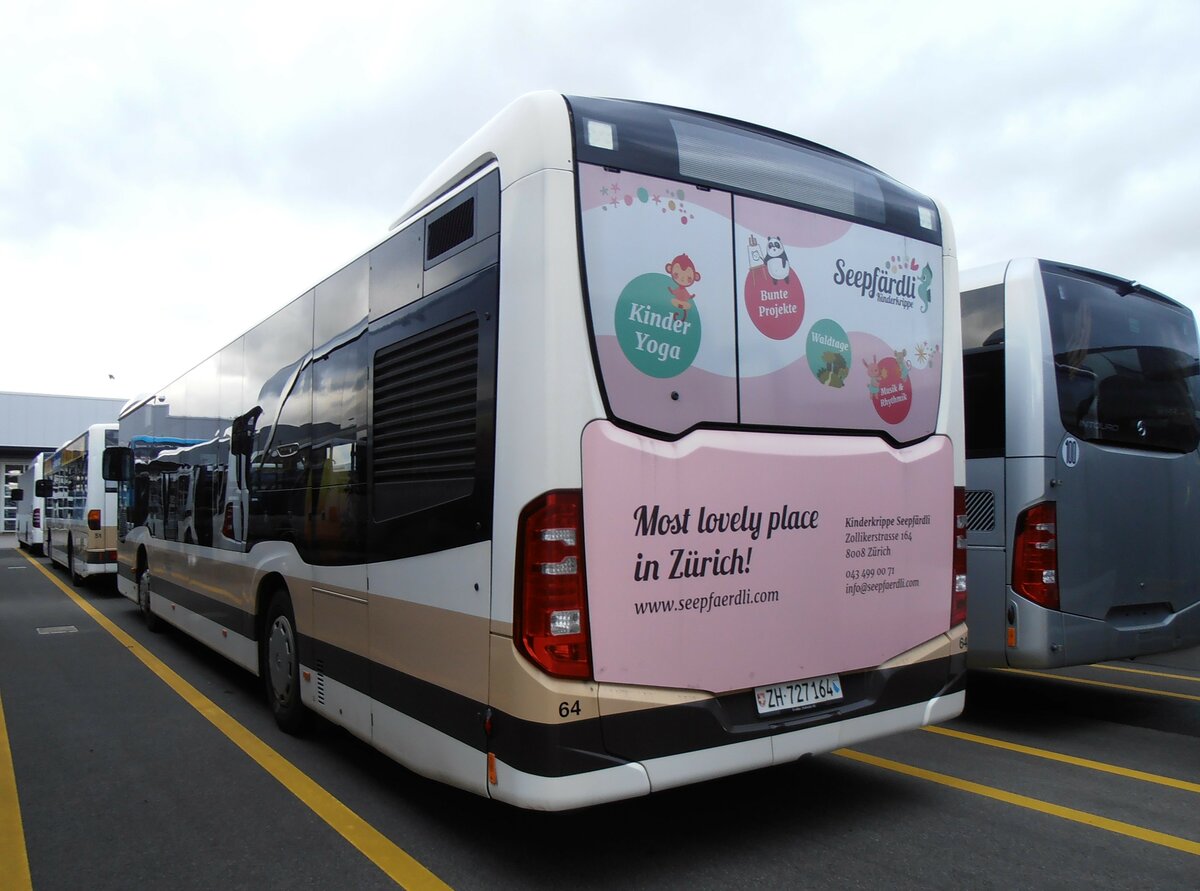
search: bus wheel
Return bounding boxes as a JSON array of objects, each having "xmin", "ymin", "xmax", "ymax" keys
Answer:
[
  {"xmin": 263, "ymin": 588, "xmax": 309, "ymax": 734},
  {"xmin": 137, "ymin": 565, "xmax": 163, "ymax": 632}
]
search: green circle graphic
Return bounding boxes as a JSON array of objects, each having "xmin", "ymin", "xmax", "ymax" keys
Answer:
[
  {"xmin": 614, "ymin": 272, "xmax": 702, "ymax": 378},
  {"xmin": 806, "ymin": 318, "xmax": 852, "ymax": 388}
]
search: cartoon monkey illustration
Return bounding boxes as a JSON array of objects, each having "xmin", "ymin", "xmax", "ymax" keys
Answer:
[{"xmin": 666, "ymin": 253, "xmax": 701, "ymax": 319}]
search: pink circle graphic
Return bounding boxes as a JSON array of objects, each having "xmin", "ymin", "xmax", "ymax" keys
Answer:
[
  {"xmin": 744, "ymin": 264, "xmax": 804, "ymax": 340},
  {"xmin": 865, "ymin": 356, "xmax": 913, "ymax": 424}
]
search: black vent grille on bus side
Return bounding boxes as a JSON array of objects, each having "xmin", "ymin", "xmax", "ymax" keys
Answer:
[
  {"xmin": 373, "ymin": 316, "xmax": 480, "ymax": 511},
  {"xmin": 426, "ymin": 198, "xmax": 475, "ymax": 262},
  {"xmin": 965, "ymin": 489, "xmax": 996, "ymax": 533}
]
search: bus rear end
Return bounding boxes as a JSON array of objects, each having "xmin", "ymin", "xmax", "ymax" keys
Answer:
[
  {"xmin": 15, "ymin": 452, "xmax": 47, "ymax": 553},
  {"xmin": 966, "ymin": 260, "xmax": 1200, "ymax": 668},
  {"xmin": 489, "ymin": 96, "xmax": 967, "ymax": 809}
]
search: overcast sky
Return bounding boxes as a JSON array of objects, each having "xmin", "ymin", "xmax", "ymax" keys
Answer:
[{"xmin": 3, "ymin": 0, "xmax": 1198, "ymax": 399}]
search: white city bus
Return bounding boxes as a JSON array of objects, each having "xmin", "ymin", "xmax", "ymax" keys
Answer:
[
  {"xmin": 106, "ymin": 93, "xmax": 968, "ymax": 810},
  {"xmin": 961, "ymin": 259, "xmax": 1200, "ymax": 668},
  {"xmin": 44, "ymin": 424, "xmax": 120, "ymax": 584},
  {"xmin": 13, "ymin": 451, "xmax": 49, "ymax": 553}
]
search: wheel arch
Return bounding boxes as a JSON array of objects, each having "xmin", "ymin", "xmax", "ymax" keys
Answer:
[{"xmin": 254, "ymin": 571, "xmax": 290, "ymax": 643}]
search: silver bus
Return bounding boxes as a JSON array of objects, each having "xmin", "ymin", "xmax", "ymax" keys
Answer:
[{"xmin": 961, "ymin": 258, "xmax": 1200, "ymax": 668}]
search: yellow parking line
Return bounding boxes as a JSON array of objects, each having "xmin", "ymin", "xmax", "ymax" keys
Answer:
[
  {"xmin": 0, "ymin": 690, "xmax": 34, "ymax": 891},
  {"xmin": 835, "ymin": 748, "xmax": 1200, "ymax": 856},
  {"xmin": 922, "ymin": 726, "xmax": 1200, "ymax": 793},
  {"xmin": 1003, "ymin": 668, "xmax": 1200, "ymax": 702},
  {"xmin": 1090, "ymin": 663, "xmax": 1200, "ymax": 684},
  {"xmin": 20, "ymin": 552, "xmax": 451, "ymax": 891}
]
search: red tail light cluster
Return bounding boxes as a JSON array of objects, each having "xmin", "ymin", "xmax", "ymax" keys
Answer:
[
  {"xmin": 515, "ymin": 490, "xmax": 591, "ymax": 679},
  {"xmin": 1013, "ymin": 502, "xmax": 1058, "ymax": 609},
  {"xmin": 222, "ymin": 502, "xmax": 235, "ymax": 540},
  {"xmin": 87, "ymin": 509, "xmax": 101, "ymax": 531},
  {"xmin": 32, "ymin": 508, "xmax": 41, "ymax": 529},
  {"xmin": 952, "ymin": 486, "xmax": 968, "ymax": 627}
]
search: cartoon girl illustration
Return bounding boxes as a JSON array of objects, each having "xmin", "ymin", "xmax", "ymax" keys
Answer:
[{"xmin": 666, "ymin": 253, "xmax": 701, "ymax": 320}]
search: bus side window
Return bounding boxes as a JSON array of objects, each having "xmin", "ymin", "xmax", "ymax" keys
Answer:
[{"xmin": 961, "ymin": 285, "xmax": 1006, "ymax": 460}]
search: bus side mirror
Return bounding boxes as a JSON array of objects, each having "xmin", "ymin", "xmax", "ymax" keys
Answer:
[
  {"xmin": 35, "ymin": 479, "xmax": 52, "ymax": 498},
  {"xmin": 102, "ymin": 446, "xmax": 133, "ymax": 482},
  {"xmin": 9, "ymin": 488, "xmax": 23, "ymax": 502}
]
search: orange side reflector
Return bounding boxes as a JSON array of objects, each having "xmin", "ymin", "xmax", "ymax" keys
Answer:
[
  {"xmin": 487, "ymin": 752, "xmax": 497, "ymax": 785},
  {"xmin": 1006, "ymin": 626, "xmax": 1017, "ymax": 648}
]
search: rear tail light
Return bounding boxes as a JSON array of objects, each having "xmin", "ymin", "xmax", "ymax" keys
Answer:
[
  {"xmin": 1013, "ymin": 501, "xmax": 1058, "ymax": 609},
  {"xmin": 87, "ymin": 509, "xmax": 101, "ymax": 531},
  {"xmin": 222, "ymin": 502, "xmax": 235, "ymax": 539},
  {"xmin": 515, "ymin": 490, "xmax": 591, "ymax": 679},
  {"xmin": 33, "ymin": 508, "xmax": 40, "ymax": 528},
  {"xmin": 952, "ymin": 486, "xmax": 968, "ymax": 627}
]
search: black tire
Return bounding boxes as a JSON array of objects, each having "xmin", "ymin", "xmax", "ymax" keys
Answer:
[
  {"xmin": 137, "ymin": 563, "xmax": 164, "ymax": 632},
  {"xmin": 262, "ymin": 588, "xmax": 309, "ymax": 734}
]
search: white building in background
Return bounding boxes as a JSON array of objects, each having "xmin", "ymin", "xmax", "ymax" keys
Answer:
[{"xmin": 1, "ymin": 391, "xmax": 127, "ymax": 533}]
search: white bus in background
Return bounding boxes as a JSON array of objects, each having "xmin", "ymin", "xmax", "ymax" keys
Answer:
[
  {"xmin": 13, "ymin": 451, "xmax": 49, "ymax": 553},
  {"xmin": 43, "ymin": 424, "xmax": 119, "ymax": 584},
  {"xmin": 106, "ymin": 93, "xmax": 967, "ymax": 810},
  {"xmin": 961, "ymin": 259, "xmax": 1200, "ymax": 668}
]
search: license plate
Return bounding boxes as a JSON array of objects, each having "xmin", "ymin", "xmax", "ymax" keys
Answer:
[{"xmin": 754, "ymin": 674, "xmax": 843, "ymax": 715}]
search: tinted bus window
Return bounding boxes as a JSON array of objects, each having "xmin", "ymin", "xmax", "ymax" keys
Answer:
[
  {"xmin": 961, "ymin": 285, "xmax": 1005, "ymax": 459},
  {"xmin": 1044, "ymin": 268, "xmax": 1200, "ymax": 453}
]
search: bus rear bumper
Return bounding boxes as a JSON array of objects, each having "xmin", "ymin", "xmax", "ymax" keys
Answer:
[
  {"xmin": 1004, "ymin": 592, "xmax": 1200, "ymax": 669},
  {"xmin": 489, "ymin": 692, "xmax": 965, "ymax": 810}
]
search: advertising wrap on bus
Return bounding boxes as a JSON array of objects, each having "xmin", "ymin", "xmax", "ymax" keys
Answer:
[
  {"xmin": 579, "ymin": 161, "xmax": 954, "ymax": 693},
  {"xmin": 580, "ymin": 163, "xmax": 944, "ymax": 441}
]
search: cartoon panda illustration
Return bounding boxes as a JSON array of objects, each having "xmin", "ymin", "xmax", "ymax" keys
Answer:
[{"xmin": 764, "ymin": 236, "xmax": 790, "ymax": 282}]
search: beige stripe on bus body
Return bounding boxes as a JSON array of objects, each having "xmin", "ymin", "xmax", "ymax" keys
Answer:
[
  {"xmin": 879, "ymin": 625, "xmax": 966, "ymax": 669},
  {"xmin": 486, "ymin": 628, "xmax": 964, "ymax": 726},
  {"xmin": 597, "ymin": 628, "xmax": 965, "ymax": 718},
  {"xmin": 138, "ymin": 537, "xmax": 497, "ymax": 704},
  {"xmin": 369, "ymin": 596, "xmax": 491, "ymax": 704},
  {"xmin": 487, "ymin": 624, "xmax": 964, "ymax": 730}
]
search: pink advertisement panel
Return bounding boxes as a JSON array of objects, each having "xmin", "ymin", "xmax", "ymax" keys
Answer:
[
  {"xmin": 582, "ymin": 421, "xmax": 953, "ymax": 694},
  {"xmin": 579, "ymin": 163, "xmax": 738, "ymax": 434},
  {"xmin": 735, "ymin": 196, "xmax": 944, "ymax": 441},
  {"xmin": 579, "ymin": 163, "xmax": 946, "ymax": 442}
]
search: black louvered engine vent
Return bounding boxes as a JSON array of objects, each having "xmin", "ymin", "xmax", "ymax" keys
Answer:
[
  {"xmin": 373, "ymin": 315, "xmax": 479, "ymax": 515},
  {"xmin": 426, "ymin": 198, "xmax": 475, "ymax": 262},
  {"xmin": 965, "ymin": 489, "xmax": 996, "ymax": 533}
]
